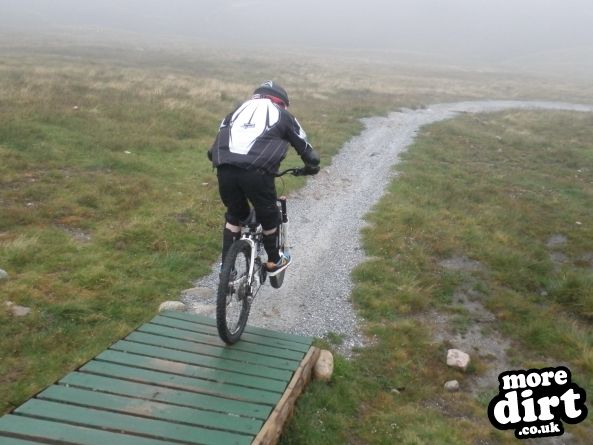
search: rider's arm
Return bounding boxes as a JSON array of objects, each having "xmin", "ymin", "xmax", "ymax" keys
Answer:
[
  {"xmin": 284, "ymin": 114, "xmax": 320, "ymax": 169},
  {"xmin": 301, "ymin": 144, "xmax": 320, "ymax": 167}
]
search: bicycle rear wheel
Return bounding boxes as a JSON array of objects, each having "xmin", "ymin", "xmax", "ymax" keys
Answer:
[{"xmin": 216, "ymin": 239, "xmax": 252, "ymax": 344}]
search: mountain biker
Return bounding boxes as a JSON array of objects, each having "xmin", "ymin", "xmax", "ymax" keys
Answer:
[{"xmin": 208, "ymin": 80, "xmax": 321, "ymax": 276}]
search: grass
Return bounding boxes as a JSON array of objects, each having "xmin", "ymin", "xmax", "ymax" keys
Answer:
[
  {"xmin": 283, "ymin": 110, "xmax": 593, "ymax": 444},
  {"xmin": 2, "ymin": 38, "xmax": 593, "ymax": 443},
  {"xmin": 0, "ymin": 50, "xmax": 242, "ymax": 411}
]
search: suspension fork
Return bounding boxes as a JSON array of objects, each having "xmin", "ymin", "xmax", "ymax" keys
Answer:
[
  {"xmin": 278, "ymin": 197, "xmax": 288, "ymax": 224},
  {"xmin": 277, "ymin": 197, "xmax": 289, "ymax": 254},
  {"xmin": 241, "ymin": 236, "xmax": 257, "ymax": 284}
]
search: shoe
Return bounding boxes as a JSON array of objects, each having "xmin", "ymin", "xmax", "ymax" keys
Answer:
[{"xmin": 265, "ymin": 253, "xmax": 291, "ymax": 277}]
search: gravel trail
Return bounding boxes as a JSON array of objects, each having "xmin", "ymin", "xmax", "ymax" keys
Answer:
[{"xmin": 183, "ymin": 100, "xmax": 593, "ymax": 353}]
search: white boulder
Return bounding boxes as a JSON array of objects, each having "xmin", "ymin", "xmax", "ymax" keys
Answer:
[
  {"xmin": 447, "ymin": 349, "xmax": 471, "ymax": 371},
  {"xmin": 158, "ymin": 301, "xmax": 186, "ymax": 312}
]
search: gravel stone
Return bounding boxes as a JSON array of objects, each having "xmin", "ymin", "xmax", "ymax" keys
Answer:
[
  {"xmin": 444, "ymin": 380, "xmax": 460, "ymax": 392},
  {"xmin": 183, "ymin": 101, "xmax": 593, "ymax": 355}
]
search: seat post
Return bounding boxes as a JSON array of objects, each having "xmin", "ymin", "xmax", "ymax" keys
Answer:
[{"xmin": 239, "ymin": 208, "xmax": 260, "ymax": 233}]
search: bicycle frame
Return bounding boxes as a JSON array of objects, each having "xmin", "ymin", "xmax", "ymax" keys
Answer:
[{"xmin": 238, "ymin": 197, "xmax": 288, "ymax": 294}]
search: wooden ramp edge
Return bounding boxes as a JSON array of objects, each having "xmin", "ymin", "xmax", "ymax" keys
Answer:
[
  {"xmin": 253, "ymin": 346, "xmax": 320, "ymax": 445},
  {"xmin": 0, "ymin": 311, "xmax": 321, "ymax": 445}
]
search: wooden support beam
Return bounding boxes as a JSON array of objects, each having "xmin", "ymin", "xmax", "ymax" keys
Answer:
[{"xmin": 252, "ymin": 346, "xmax": 321, "ymax": 445}]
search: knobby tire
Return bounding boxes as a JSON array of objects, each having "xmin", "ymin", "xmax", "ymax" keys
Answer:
[{"xmin": 216, "ymin": 239, "xmax": 252, "ymax": 344}]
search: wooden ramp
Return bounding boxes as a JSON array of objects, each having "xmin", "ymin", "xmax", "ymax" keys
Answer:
[{"xmin": 0, "ymin": 311, "xmax": 320, "ymax": 445}]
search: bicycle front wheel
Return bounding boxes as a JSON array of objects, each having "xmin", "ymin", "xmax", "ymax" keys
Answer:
[{"xmin": 216, "ymin": 239, "xmax": 252, "ymax": 344}]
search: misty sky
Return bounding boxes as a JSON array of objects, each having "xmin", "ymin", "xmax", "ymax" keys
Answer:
[{"xmin": 2, "ymin": 0, "xmax": 593, "ymax": 65}]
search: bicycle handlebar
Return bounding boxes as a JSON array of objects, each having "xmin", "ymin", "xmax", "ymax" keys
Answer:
[{"xmin": 275, "ymin": 167, "xmax": 317, "ymax": 177}]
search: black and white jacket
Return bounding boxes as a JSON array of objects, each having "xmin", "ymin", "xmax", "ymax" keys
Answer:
[{"xmin": 209, "ymin": 97, "xmax": 318, "ymax": 174}]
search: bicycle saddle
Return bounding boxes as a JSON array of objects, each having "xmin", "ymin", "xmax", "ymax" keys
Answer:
[{"xmin": 240, "ymin": 209, "xmax": 259, "ymax": 229}]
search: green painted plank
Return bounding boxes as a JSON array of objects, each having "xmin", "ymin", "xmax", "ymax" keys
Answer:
[
  {"xmin": 80, "ymin": 361, "xmax": 281, "ymax": 405},
  {"xmin": 59, "ymin": 374, "xmax": 271, "ymax": 419},
  {"xmin": 16, "ymin": 399, "xmax": 251, "ymax": 445},
  {"xmin": 38, "ymin": 385, "xmax": 262, "ymax": 435},
  {"xmin": 151, "ymin": 315, "xmax": 310, "ymax": 353},
  {"xmin": 138, "ymin": 323, "xmax": 305, "ymax": 361},
  {"xmin": 0, "ymin": 415, "xmax": 175, "ymax": 445},
  {"xmin": 110, "ymin": 340, "xmax": 291, "ymax": 381},
  {"xmin": 0, "ymin": 437, "xmax": 47, "ymax": 445},
  {"xmin": 96, "ymin": 349, "xmax": 287, "ymax": 393},
  {"xmin": 151, "ymin": 314, "xmax": 311, "ymax": 352},
  {"xmin": 160, "ymin": 311, "xmax": 314, "ymax": 345},
  {"xmin": 124, "ymin": 331, "xmax": 300, "ymax": 371},
  {"xmin": 151, "ymin": 314, "xmax": 312, "ymax": 352}
]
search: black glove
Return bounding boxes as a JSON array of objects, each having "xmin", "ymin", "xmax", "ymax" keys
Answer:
[
  {"xmin": 302, "ymin": 164, "xmax": 320, "ymax": 175},
  {"xmin": 207, "ymin": 149, "xmax": 213, "ymax": 161}
]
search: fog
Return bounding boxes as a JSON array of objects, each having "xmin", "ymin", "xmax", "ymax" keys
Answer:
[{"xmin": 2, "ymin": 0, "xmax": 593, "ymax": 71}]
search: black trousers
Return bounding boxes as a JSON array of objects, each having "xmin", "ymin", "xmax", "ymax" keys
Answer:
[{"xmin": 217, "ymin": 165, "xmax": 279, "ymax": 231}]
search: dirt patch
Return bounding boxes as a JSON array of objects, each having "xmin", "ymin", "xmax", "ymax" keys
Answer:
[
  {"xmin": 428, "ymin": 255, "xmax": 513, "ymax": 397},
  {"xmin": 56, "ymin": 224, "xmax": 92, "ymax": 243},
  {"xmin": 439, "ymin": 256, "xmax": 485, "ymax": 273},
  {"xmin": 428, "ymin": 282, "xmax": 513, "ymax": 396},
  {"xmin": 577, "ymin": 252, "xmax": 593, "ymax": 269},
  {"xmin": 546, "ymin": 234, "xmax": 568, "ymax": 249},
  {"xmin": 123, "ymin": 398, "xmax": 160, "ymax": 416}
]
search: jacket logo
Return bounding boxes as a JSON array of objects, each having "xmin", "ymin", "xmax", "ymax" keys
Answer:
[{"xmin": 240, "ymin": 106, "xmax": 258, "ymax": 130}]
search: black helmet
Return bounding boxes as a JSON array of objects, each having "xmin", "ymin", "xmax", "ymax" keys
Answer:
[{"xmin": 253, "ymin": 80, "xmax": 290, "ymax": 106}]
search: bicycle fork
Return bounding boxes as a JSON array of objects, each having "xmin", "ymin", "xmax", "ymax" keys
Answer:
[
  {"xmin": 241, "ymin": 237, "xmax": 259, "ymax": 303},
  {"xmin": 278, "ymin": 197, "xmax": 290, "ymax": 257}
]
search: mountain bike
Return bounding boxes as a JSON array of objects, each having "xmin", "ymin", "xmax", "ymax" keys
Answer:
[{"xmin": 216, "ymin": 167, "xmax": 312, "ymax": 344}]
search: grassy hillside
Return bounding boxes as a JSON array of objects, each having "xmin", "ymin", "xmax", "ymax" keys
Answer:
[{"xmin": 1, "ymin": 40, "xmax": 593, "ymax": 443}]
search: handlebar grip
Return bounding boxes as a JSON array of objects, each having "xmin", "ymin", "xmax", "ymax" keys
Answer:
[{"xmin": 300, "ymin": 165, "xmax": 320, "ymax": 176}]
